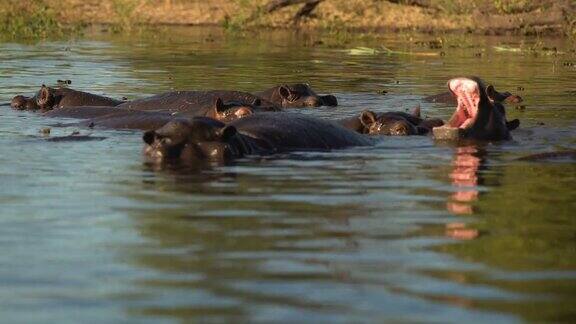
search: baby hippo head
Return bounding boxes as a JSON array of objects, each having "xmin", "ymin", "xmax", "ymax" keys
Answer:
[
  {"xmin": 11, "ymin": 85, "xmax": 57, "ymax": 111},
  {"xmin": 360, "ymin": 110, "xmax": 418, "ymax": 136},
  {"xmin": 277, "ymin": 83, "xmax": 338, "ymax": 107},
  {"xmin": 143, "ymin": 117, "xmax": 240, "ymax": 165}
]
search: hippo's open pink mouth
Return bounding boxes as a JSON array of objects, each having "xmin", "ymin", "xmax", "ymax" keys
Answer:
[{"xmin": 447, "ymin": 78, "xmax": 480, "ymax": 129}]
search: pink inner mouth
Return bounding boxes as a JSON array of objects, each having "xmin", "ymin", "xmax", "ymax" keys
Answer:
[{"xmin": 447, "ymin": 78, "xmax": 480, "ymax": 129}]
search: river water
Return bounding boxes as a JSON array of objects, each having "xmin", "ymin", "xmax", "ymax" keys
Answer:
[{"xmin": 0, "ymin": 27, "xmax": 575, "ymax": 323}]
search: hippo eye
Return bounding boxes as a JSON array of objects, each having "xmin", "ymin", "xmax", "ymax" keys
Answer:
[{"xmin": 369, "ymin": 123, "xmax": 383, "ymax": 134}]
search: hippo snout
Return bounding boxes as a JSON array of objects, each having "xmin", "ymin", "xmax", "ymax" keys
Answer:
[
  {"xmin": 321, "ymin": 95, "xmax": 338, "ymax": 106},
  {"xmin": 11, "ymin": 95, "xmax": 29, "ymax": 110},
  {"xmin": 195, "ymin": 142, "xmax": 234, "ymax": 163}
]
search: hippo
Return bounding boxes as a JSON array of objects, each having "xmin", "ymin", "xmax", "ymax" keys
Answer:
[
  {"xmin": 82, "ymin": 110, "xmax": 178, "ymax": 131},
  {"xmin": 117, "ymin": 90, "xmax": 280, "ymax": 114},
  {"xmin": 43, "ymin": 106, "xmax": 125, "ymax": 119},
  {"xmin": 255, "ymin": 83, "xmax": 338, "ymax": 108},
  {"xmin": 42, "ymin": 106, "xmax": 175, "ymax": 131},
  {"xmin": 142, "ymin": 112, "xmax": 374, "ymax": 165},
  {"xmin": 338, "ymin": 107, "xmax": 445, "ymax": 136},
  {"xmin": 433, "ymin": 76, "xmax": 513, "ymax": 141},
  {"xmin": 11, "ymin": 85, "xmax": 123, "ymax": 111},
  {"xmin": 46, "ymin": 98, "xmax": 255, "ymax": 125},
  {"xmin": 424, "ymin": 86, "xmax": 523, "ymax": 105}
]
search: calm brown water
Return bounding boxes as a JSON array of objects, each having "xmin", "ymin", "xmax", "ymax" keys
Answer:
[{"xmin": 0, "ymin": 27, "xmax": 575, "ymax": 323}]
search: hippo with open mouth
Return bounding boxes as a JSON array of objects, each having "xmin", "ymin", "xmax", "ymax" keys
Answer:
[
  {"xmin": 11, "ymin": 85, "xmax": 123, "ymax": 111},
  {"xmin": 424, "ymin": 85, "xmax": 523, "ymax": 105},
  {"xmin": 255, "ymin": 83, "xmax": 338, "ymax": 108},
  {"xmin": 433, "ymin": 76, "xmax": 515, "ymax": 141},
  {"xmin": 142, "ymin": 112, "xmax": 374, "ymax": 165}
]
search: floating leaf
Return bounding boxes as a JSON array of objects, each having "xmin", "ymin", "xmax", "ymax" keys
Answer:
[
  {"xmin": 348, "ymin": 47, "xmax": 380, "ymax": 55},
  {"xmin": 493, "ymin": 46, "xmax": 523, "ymax": 52}
]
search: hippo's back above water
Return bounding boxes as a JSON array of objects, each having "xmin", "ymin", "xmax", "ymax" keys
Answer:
[
  {"xmin": 117, "ymin": 90, "xmax": 277, "ymax": 112},
  {"xmin": 43, "ymin": 106, "xmax": 124, "ymax": 119},
  {"xmin": 230, "ymin": 112, "xmax": 374, "ymax": 151}
]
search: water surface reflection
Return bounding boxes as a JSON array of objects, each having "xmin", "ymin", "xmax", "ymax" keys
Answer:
[{"xmin": 0, "ymin": 28, "xmax": 575, "ymax": 323}]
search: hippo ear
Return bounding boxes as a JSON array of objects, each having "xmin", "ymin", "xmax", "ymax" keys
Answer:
[
  {"xmin": 486, "ymin": 85, "xmax": 497, "ymax": 101},
  {"xmin": 218, "ymin": 125, "xmax": 237, "ymax": 141},
  {"xmin": 213, "ymin": 97, "xmax": 225, "ymax": 113},
  {"xmin": 143, "ymin": 130, "xmax": 157, "ymax": 145},
  {"xmin": 411, "ymin": 105, "xmax": 421, "ymax": 118},
  {"xmin": 252, "ymin": 98, "xmax": 261, "ymax": 106},
  {"xmin": 360, "ymin": 110, "xmax": 377, "ymax": 127},
  {"xmin": 278, "ymin": 86, "xmax": 291, "ymax": 100}
]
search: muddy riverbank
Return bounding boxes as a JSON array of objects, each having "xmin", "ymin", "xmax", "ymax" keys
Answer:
[{"xmin": 2, "ymin": 0, "xmax": 575, "ymax": 38}]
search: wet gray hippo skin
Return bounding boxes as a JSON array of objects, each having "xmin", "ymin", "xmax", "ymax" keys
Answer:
[
  {"xmin": 435, "ymin": 76, "xmax": 512, "ymax": 141},
  {"xmin": 142, "ymin": 113, "xmax": 374, "ymax": 165},
  {"xmin": 338, "ymin": 107, "xmax": 445, "ymax": 136},
  {"xmin": 117, "ymin": 90, "xmax": 280, "ymax": 115},
  {"xmin": 11, "ymin": 85, "xmax": 123, "ymax": 111},
  {"xmin": 44, "ymin": 107, "xmax": 176, "ymax": 131},
  {"xmin": 82, "ymin": 110, "xmax": 178, "ymax": 131},
  {"xmin": 255, "ymin": 83, "xmax": 338, "ymax": 108}
]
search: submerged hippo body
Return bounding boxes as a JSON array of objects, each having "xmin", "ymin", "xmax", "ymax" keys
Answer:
[
  {"xmin": 255, "ymin": 83, "xmax": 338, "ymax": 108},
  {"xmin": 77, "ymin": 97, "xmax": 262, "ymax": 131},
  {"xmin": 433, "ymin": 76, "xmax": 513, "ymax": 141},
  {"xmin": 143, "ymin": 113, "xmax": 374, "ymax": 165},
  {"xmin": 44, "ymin": 97, "xmax": 256, "ymax": 125},
  {"xmin": 338, "ymin": 107, "xmax": 444, "ymax": 136},
  {"xmin": 43, "ymin": 106, "xmax": 125, "ymax": 119},
  {"xmin": 81, "ymin": 110, "xmax": 177, "ymax": 130},
  {"xmin": 117, "ymin": 90, "xmax": 279, "ymax": 115},
  {"xmin": 43, "ymin": 106, "xmax": 176, "ymax": 131},
  {"xmin": 11, "ymin": 85, "xmax": 123, "ymax": 111}
]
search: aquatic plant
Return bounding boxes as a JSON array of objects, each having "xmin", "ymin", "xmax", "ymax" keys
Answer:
[
  {"xmin": 110, "ymin": 0, "xmax": 143, "ymax": 33},
  {"xmin": 0, "ymin": 0, "xmax": 77, "ymax": 39}
]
